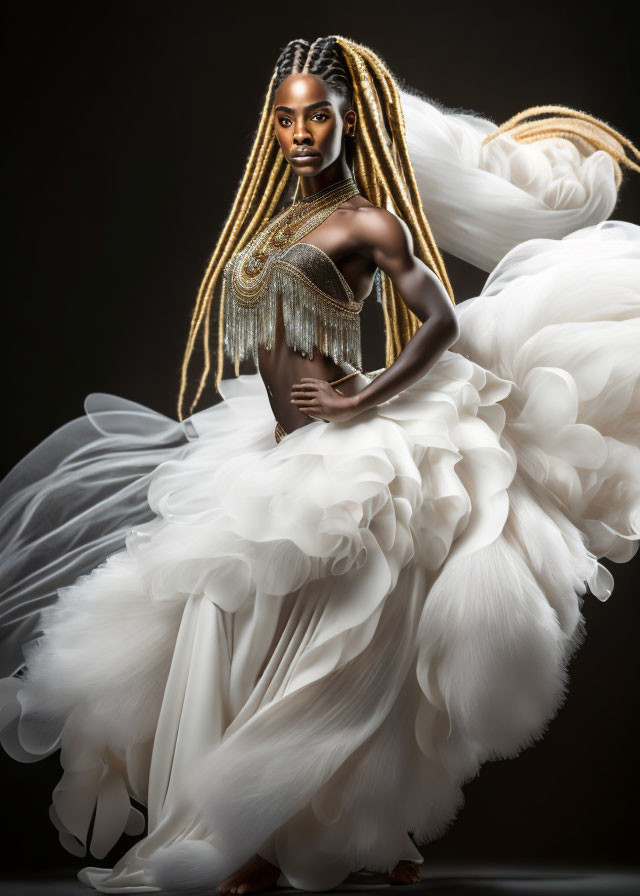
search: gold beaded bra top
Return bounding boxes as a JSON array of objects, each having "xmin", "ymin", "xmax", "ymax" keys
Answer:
[{"xmin": 222, "ymin": 176, "xmax": 364, "ymax": 371}]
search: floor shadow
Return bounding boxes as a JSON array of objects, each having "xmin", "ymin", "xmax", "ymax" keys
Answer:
[{"xmin": 1, "ymin": 868, "xmax": 640, "ymax": 896}]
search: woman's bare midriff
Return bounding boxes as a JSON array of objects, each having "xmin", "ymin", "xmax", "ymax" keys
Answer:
[{"xmin": 257, "ymin": 297, "xmax": 370, "ymax": 434}]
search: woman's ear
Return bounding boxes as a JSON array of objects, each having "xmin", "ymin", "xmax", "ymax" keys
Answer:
[{"xmin": 344, "ymin": 109, "xmax": 357, "ymax": 137}]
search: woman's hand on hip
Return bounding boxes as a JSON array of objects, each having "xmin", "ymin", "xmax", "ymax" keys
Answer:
[{"xmin": 290, "ymin": 378, "xmax": 360, "ymax": 424}]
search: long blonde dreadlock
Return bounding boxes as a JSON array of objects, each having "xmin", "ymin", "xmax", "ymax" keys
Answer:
[
  {"xmin": 177, "ymin": 35, "xmax": 455, "ymax": 421},
  {"xmin": 481, "ymin": 105, "xmax": 640, "ymax": 187}
]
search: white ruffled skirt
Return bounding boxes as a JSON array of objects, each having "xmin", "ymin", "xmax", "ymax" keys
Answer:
[{"xmin": 1, "ymin": 220, "xmax": 639, "ymax": 893}]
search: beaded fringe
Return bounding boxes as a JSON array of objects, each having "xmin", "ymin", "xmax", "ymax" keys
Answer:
[{"xmin": 223, "ymin": 265, "xmax": 363, "ymax": 371}]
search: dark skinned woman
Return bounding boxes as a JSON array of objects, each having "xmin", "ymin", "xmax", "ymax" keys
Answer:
[{"xmin": 1, "ymin": 35, "xmax": 639, "ymax": 896}]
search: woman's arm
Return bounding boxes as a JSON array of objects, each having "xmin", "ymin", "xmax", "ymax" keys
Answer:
[{"xmin": 291, "ymin": 207, "xmax": 459, "ymax": 422}]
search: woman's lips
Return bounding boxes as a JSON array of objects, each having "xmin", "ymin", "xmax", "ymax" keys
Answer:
[{"xmin": 292, "ymin": 153, "xmax": 320, "ymax": 163}]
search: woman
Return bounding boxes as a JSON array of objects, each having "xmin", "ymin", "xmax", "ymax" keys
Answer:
[{"xmin": 1, "ymin": 35, "xmax": 639, "ymax": 895}]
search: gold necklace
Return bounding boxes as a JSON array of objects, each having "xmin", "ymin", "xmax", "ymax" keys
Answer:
[
  {"xmin": 222, "ymin": 175, "xmax": 364, "ymax": 372},
  {"xmin": 232, "ymin": 176, "xmax": 360, "ymax": 301}
]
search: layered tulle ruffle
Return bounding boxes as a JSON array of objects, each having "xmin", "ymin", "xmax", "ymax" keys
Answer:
[{"xmin": 0, "ymin": 220, "xmax": 638, "ymax": 892}]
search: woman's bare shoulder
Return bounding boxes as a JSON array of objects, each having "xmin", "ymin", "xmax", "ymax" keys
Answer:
[{"xmin": 344, "ymin": 200, "xmax": 411, "ymax": 257}]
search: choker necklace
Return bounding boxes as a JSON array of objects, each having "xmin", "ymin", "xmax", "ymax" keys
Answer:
[{"xmin": 297, "ymin": 175, "xmax": 356, "ymax": 203}]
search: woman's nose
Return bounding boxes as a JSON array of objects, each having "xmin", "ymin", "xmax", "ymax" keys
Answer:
[{"xmin": 293, "ymin": 123, "xmax": 312, "ymax": 144}]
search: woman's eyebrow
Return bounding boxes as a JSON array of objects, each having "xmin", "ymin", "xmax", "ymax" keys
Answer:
[{"xmin": 274, "ymin": 100, "xmax": 332, "ymax": 114}]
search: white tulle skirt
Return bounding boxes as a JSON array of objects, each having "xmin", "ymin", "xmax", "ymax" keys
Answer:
[{"xmin": 1, "ymin": 219, "xmax": 639, "ymax": 893}]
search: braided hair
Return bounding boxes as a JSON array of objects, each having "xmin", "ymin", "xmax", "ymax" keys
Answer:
[
  {"xmin": 177, "ymin": 36, "xmax": 454, "ymax": 420},
  {"xmin": 275, "ymin": 37, "xmax": 352, "ymax": 107}
]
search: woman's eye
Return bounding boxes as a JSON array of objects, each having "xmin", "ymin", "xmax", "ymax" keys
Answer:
[
  {"xmin": 278, "ymin": 118, "xmax": 292, "ymax": 127},
  {"xmin": 312, "ymin": 113, "xmax": 328, "ymax": 121}
]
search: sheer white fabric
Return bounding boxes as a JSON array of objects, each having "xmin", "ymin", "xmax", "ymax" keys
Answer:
[
  {"xmin": 0, "ymin": 395, "xmax": 196, "ymax": 678},
  {"xmin": 402, "ymin": 89, "xmax": 621, "ymax": 271},
  {"xmin": 0, "ymin": 87, "xmax": 639, "ymax": 894}
]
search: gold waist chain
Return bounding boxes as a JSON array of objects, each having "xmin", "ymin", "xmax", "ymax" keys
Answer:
[{"xmin": 274, "ymin": 370, "xmax": 361, "ymax": 444}]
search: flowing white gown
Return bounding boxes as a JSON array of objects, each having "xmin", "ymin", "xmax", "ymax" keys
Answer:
[{"xmin": 0, "ymin": 92, "xmax": 639, "ymax": 893}]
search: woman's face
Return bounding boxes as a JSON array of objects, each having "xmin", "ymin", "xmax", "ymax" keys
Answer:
[{"xmin": 273, "ymin": 73, "xmax": 355, "ymax": 177}]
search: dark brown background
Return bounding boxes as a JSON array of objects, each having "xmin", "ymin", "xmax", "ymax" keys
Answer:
[{"xmin": 2, "ymin": 0, "xmax": 639, "ymax": 875}]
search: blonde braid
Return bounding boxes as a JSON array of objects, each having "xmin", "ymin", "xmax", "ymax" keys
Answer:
[
  {"xmin": 177, "ymin": 74, "xmax": 294, "ymax": 419},
  {"xmin": 335, "ymin": 36, "xmax": 455, "ymax": 366},
  {"xmin": 482, "ymin": 105, "xmax": 640, "ymax": 190}
]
